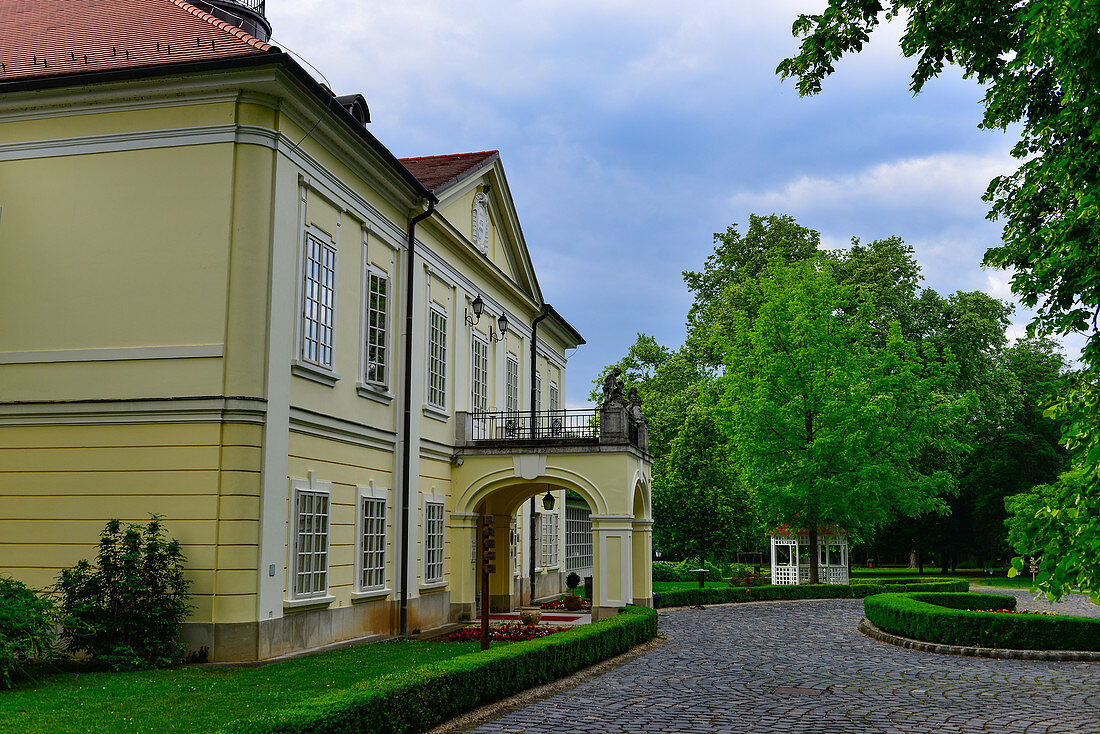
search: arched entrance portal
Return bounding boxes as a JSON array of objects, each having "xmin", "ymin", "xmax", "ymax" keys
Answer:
[{"xmin": 449, "ymin": 452, "xmax": 652, "ymax": 621}]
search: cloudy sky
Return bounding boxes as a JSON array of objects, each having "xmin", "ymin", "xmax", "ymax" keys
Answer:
[{"xmin": 265, "ymin": 1, "xmax": 1076, "ymax": 407}]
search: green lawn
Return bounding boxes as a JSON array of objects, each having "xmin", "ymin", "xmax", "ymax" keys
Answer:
[
  {"xmin": 653, "ymin": 581, "xmax": 731, "ymax": 592},
  {"xmin": 0, "ymin": 639, "xmax": 479, "ymax": 734},
  {"xmin": 850, "ymin": 566, "xmax": 1035, "ymax": 590}
]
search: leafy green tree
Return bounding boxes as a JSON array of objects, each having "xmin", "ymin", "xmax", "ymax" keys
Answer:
[
  {"xmin": 935, "ymin": 337, "xmax": 1069, "ymax": 569},
  {"xmin": 1007, "ymin": 373, "xmax": 1100, "ymax": 600},
  {"xmin": 777, "ymin": 2, "xmax": 1100, "ymax": 596},
  {"xmin": 719, "ymin": 258, "xmax": 971, "ymax": 583},
  {"xmin": 683, "ymin": 213, "xmax": 822, "ymax": 363},
  {"xmin": 777, "ymin": 1, "xmax": 1100, "ymax": 363},
  {"xmin": 653, "ymin": 405, "xmax": 758, "ymax": 563},
  {"xmin": 826, "ymin": 236, "xmax": 922, "ymax": 340}
]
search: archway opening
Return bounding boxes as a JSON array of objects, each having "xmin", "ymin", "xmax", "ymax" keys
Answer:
[{"xmin": 469, "ymin": 482, "xmax": 598, "ymax": 612}]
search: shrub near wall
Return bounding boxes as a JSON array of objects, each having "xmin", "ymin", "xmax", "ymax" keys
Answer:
[
  {"xmin": 222, "ymin": 606, "xmax": 657, "ymax": 734},
  {"xmin": 864, "ymin": 592, "xmax": 1100, "ymax": 651},
  {"xmin": 653, "ymin": 579, "xmax": 968, "ymax": 608}
]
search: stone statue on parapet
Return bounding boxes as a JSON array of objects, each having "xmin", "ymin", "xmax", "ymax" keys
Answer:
[
  {"xmin": 627, "ymin": 387, "xmax": 646, "ymax": 425},
  {"xmin": 601, "ymin": 367, "xmax": 626, "ymax": 409}
]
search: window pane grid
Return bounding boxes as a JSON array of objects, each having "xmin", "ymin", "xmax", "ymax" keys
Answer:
[
  {"xmin": 506, "ymin": 356, "xmax": 519, "ymax": 412},
  {"xmin": 534, "ymin": 373, "xmax": 542, "ymax": 413},
  {"xmin": 295, "ymin": 491, "xmax": 329, "ymax": 598},
  {"xmin": 565, "ymin": 504, "xmax": 592, "ymax": 572},
  {"xmin": 366, "ymin": 273, "xmax": 388, "ymax": 385},
  {"xmin": 549, "ymin": 383, "xmax": 559, "ymax": 413},
  {"xmin": 540, "ymin": 512, "xmax": 559, "ymax": 567},
  {"xmin": 428, "ymin": 310, "xmax": 447, "ymax": 408},
  {"xmin": 425, "ymin": 503, "xmax": 445, "ymax": 582},
  {"xmin": 471, "ymin": 339, "xmax": 488, "ymax": 412},
  {"xmin": 360, "ymin": 497, "xmax": 386, "ymax": 589},
  {"xmin": 302, "ymin": 236, "xmax": 336, "ymax": 368}
]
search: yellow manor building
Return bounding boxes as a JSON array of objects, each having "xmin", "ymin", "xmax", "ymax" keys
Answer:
[{"xmin": 0, "ymin": 0, "xmax": 652, "ymax": 661}]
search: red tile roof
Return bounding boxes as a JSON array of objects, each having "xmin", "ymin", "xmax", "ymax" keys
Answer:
[
  {"xmin": 0, "ymin": 0, "xmax": 275, "ymax": 84},
  {"xmin": 399, "ymin": 150, "xmax": 498, "ymax": 192}
]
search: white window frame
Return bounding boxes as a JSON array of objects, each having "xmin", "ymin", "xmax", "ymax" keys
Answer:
[
  {"xmin": 355, "ymin": 482, "xmax": 389, "ymax": 596},
  {"xmin": 549, "ymin": 381, "xmax": 560, "ymax": 413},
  {"xmin": 539, "ymin": 510, "xmax": 559, "ymax": 568},
  {"xmin": 289, "ymin": 474, "xmax": 333, "ymax": 603},
  {"xmin": 511, "ymin": 513, "xmax": 520, "ymax": 575},
  {"xmin": 423, "ymin": 498, "xmax": 446, "ymax": 584},
  {"xmin": 565, "ymin": 503, "xmax": 592, "ymax": 573},
  {"xmin": 535, "ymin": 372, "xmax": 542, "ymax": 413},
  {"xmin": 470, "ymin": 335, "xmax": 489, "ymax": 413},
  {"xmin": 505, "ymin": 354, "xmax": 520, "ymax": 412},
  {"xmin": 426, "ymin": 305, "xmax": 448, "ymax": 410},
  {"xmin": 298, "ymin": 228, "xmax": 338, "ymax": 372},
  {"xmin": 362, "ymin": 265, "xmax": 390, "ymax": 389}
]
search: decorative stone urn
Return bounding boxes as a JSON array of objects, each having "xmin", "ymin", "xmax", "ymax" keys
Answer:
[
  {"xmin": 563, "ymin": 594, "xmax": 583, "ymax": 611},
  {"xmin": 518, "ymin": 607, "xmax": 542, "ymax": 626}
]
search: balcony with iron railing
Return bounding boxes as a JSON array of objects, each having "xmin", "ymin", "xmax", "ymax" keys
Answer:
[{"xmin": 455, "ymin": 405, "xmax": 648, "ymax": 454}]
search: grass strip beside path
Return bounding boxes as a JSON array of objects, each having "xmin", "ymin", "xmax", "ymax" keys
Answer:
[{"xmin": 0, "ymin": 640, "xmax": 480, "ymax": 734}]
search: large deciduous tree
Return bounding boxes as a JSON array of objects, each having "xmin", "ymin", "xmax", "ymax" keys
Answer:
[
  {"xmin": 655, "ymin": 405, "xmax": 759, "ymax": 563},
  {"xmin": 718, "ymin": 258, "xmax": 971, "ymax": 583},
  {"xmin": 777, "ymin": 1, "xmax": 1100, "ymax": 360},
  {"xmin": 777, "ymin": 0, "xmax": 1100, "ymax": 598}
]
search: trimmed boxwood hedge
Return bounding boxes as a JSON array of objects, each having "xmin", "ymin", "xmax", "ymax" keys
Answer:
[
  {"xmin": 654, "ymin": 579, "xmax": 968, "ymax": 608},
  {"xmin": 220, "ymin": 605, "xmax": 657, "ymax": 734},
  {"xmin": 864, "ymin": 592, "xmax": 1100, "ymax": 651}
]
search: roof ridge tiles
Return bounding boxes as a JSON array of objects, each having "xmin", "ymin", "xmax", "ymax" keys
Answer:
[
  {"xmin": 170, "ymin": 0, "xmax": 276, "ymax": 52},
  {"xmin": 398, "ymin": 150, "xmax": 498, "ymax": 162}
]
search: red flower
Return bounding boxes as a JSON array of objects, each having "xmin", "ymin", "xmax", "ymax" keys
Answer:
[{"xmin": 445, "ymin": 623, "xmax": 569, "ymax": 642}]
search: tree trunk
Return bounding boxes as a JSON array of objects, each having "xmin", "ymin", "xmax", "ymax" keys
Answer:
[
  {"xmin": 808, "ymin": 525, "xmax": 819, "ymax": 584},
  {"xmin": 917, "ymin": 551, "xmax": 924, "ymax": 575}
]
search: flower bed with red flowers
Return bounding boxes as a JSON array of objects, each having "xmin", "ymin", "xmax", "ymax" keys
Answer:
[
  {"xmin": 445, "ymin": 623, "xmax": 568, "ymax": 642},
  {"xmin": 540, "ymin": 596, "xmax": 591, "ymax": 611}
]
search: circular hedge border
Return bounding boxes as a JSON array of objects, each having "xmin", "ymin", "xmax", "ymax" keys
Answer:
[
  {"xmin": 857, "ymin": 617, "xmax": 1100, "ymax": 661},
  {"xmin": 862, "ymin": 591, "xmax": 1100, "ymax": 654}
]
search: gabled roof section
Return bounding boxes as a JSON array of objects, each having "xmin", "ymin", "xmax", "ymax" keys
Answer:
[
  {"xmin": 0, "ymin": 0, "xmax": 275, "ymax": 84},
  {"xmin": 399, "ymin": 150, "xmax": 498, "ymax": 194}
]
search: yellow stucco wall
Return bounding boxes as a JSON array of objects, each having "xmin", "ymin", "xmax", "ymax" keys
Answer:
[
  {"xmin": 285, "ymin": 432, "xmax": 395, "ymax": 609},
  {"xmin": 0, "ymin": 421, "xmax": 263, "ymax": 623}
]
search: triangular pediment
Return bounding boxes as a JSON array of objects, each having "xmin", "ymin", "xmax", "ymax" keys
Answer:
[{"xmin": 400, "ymin": 152, "xmax": 542, "ymax": 305}]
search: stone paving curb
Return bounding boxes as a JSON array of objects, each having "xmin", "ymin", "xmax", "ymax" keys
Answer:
[
  {"xmin": 857, "ymin": 617, "xmax": 1100, "ymax": 661},
  {"xmin": 424, "ymin": 635, "xmax": 669, "ymax": 734}
]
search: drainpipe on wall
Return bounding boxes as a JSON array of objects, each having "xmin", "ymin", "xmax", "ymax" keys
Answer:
[
  {"xmin": 528, "ymin": 304, "xmax": 550, "ymax": 604},
  {"xmin": 400, "ymin": 202, "xmax": 436, "ymax": 639}
]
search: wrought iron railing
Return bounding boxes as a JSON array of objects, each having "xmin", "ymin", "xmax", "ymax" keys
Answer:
[{"xmin": 466, "ymin": 409, "xmax": 599, "ymax": 442}]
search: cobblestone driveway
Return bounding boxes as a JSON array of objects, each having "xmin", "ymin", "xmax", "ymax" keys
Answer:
[{"xmin": 466, "ymin": 600, "xmax": 1100, "ymax": 733}]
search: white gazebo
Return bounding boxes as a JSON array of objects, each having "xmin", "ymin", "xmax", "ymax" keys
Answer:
[{"xmin": 770, "ymin": 525, "xmax": 849, "ymax": 585}]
